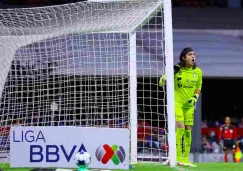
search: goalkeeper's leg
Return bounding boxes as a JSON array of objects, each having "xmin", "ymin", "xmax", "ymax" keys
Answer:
[
  {"xmin": 184, "ymin": 107, "xmax": 196, "ymax": 167},
  {"xmin": 175, "ymin": 106, "xmax": 185, "ymax": 165},
  {"xmin": 176, "ymin": 124, "xmax": 185, "ymax": 165}
]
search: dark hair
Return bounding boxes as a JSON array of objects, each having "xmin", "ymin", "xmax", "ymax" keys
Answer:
[{"xmin": 177, "ymin": 47, "xmax": 197, "ymax": 69}]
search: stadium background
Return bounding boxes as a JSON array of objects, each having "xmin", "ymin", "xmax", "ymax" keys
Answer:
[{"xmin": 1, "ymin": 0, "xmax": 243, "ymax": 163}]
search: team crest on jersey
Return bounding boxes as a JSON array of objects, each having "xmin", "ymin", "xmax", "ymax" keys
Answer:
[{"xmin": 193, "ymin": 73, "xmax": 197, "ymax": 78}]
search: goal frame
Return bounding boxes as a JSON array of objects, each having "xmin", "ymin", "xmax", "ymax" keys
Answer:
[
  {"xmin": 0, "ymin": 0, "xmax": 176, "ymax": 167},
  {"xmin": 163, "ymin": 0, "xmax": 176, "ymax": 167},
  {"xmin": 128, "ymin": 0, "xmax": 176, "ymax": 166}
]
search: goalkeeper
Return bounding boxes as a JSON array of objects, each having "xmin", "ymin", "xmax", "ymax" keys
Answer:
[{"xmin": 159, "ymin": 47, "xmax": 202, "ymax": 167}]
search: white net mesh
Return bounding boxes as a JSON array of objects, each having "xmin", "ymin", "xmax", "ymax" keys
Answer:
[{"xmin": 0, "ymin": 0, "xmax": 167, "ymax": 164}]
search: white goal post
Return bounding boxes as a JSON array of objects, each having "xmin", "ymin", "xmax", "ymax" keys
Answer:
[
  {"xmin": 0, "ymin": 0, "xmax": 176, "ymax": 168},
  {"xmin": 164, "ymin": 0, "xmax": 176, "ymax": 166}
]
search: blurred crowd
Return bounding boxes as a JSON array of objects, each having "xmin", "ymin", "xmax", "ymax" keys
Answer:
[
  {"xmin": 201, "ymin": 118, "xmax": 243, "ymax": 128},
  {"xmin": 172, "ymin": 0, "xmax": 243, "ymax": 8},
  {"xmin": 201, "ymin": 118, "xmax": 243, "ymax": 154},
  {"xmin": 137, "ymin": 117, "xmax": 168, "ymax": 155}
]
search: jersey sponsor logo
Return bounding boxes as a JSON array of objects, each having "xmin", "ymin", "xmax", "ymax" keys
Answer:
[
  {"xmin": 182, "ymin": 85, "xmax": 193, "ymax": 89},
  {"xmin": 177, "ymin": 84, "xmax": 193, "ymax": 89}
]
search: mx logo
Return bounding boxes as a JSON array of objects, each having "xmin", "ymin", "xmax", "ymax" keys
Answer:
[{"xmin": 95, "ymin": 144, "xmax": 126, "ymax": 165}]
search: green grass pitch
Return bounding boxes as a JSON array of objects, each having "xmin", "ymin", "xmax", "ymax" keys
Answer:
[{"xmin": 1, "ymin": 163, "xmax": 243, "ymax": 171}]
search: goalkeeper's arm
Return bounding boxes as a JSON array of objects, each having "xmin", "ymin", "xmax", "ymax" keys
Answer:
[
  {"xmin": 188, "ymin": 68, "xmax": 202, "ymax": 107},
  {"xmin": 159, "ymin": 64, "xmax": 180, "ymax": 86},
  {"xmin": 159, "ymin": 74, "xmax": 166, "ymax": 86}
]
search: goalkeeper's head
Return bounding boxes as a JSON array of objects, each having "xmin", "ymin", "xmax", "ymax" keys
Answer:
[{"xmin": 179, "ymin": 47, "xmax": 197, "ymax": 69}]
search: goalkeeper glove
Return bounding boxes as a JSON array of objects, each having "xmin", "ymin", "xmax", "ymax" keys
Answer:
[
  {"xmin": 188, "ymin": 94, "xmax": 199, "ymax": 107},
  {"xmin": 174, "ymin": 64, "xmax": 181, "ymax": 74},
  {"xmin": 159, "ymin": 74, "xmax": 167, "ymax": 86}
]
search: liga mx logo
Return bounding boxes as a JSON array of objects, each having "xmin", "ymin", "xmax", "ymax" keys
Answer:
[{"xmin": 95, "ymin": 144, "xmax": 126, "ymax": 165}]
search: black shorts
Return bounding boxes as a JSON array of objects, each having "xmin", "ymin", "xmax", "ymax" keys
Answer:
[{"xmin": 223, "ymin": 139, "xmax": 236, "ymax": 151}]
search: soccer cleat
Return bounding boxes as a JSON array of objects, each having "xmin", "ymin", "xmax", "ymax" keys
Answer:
[
  {"xmin": 184, "ymin": 162, "xmax": 197, "ymax": 167},
  {"xmin": 177, "ymin": 161, "xmax": 185, "ymax": 166}
]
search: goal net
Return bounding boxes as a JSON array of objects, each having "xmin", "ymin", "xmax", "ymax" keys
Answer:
[{"xmin": 0, "ymin": 0, "xmax": 175, "ymax": 167}]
